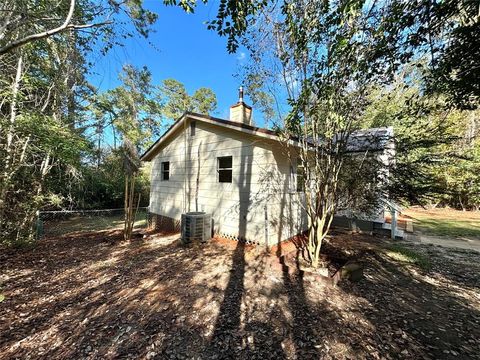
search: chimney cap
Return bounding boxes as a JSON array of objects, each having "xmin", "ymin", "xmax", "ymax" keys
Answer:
[{"xmin": 230, "ymin": 85, "xmax": 252, "ymax": 110}]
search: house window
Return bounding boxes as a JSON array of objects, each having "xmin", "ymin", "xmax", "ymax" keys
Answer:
[
  {"xmin": 296, "ymin": 162, "xmax": 305, "ymax": 192},
  {"xmin": 190, "ymin": 121, "xmax": 196, "ymax": 136},
  {"xmin": 161, "ymin": 161, "xmax": 170, "ymax": 181},
  {"xmin": 217, "ymin": 156, "xmax": 232, "ymax": 183}
]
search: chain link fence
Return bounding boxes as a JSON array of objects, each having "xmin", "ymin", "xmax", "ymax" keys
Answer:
[{"xmin": 36, "ymin": 207, "xmax": 150, "ymax": 240}]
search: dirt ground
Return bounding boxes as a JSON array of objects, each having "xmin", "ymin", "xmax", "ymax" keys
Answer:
[{"xmin": 1, "ymin": 230, "xmax": 479, "ymax": 359}]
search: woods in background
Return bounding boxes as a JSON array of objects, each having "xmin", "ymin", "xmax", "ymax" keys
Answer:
[
  {"xmin": 0, "ymin": 1, "xmax": 219, "ymax": 244},
  {"xmin": 362, "ymin": 73, "xmax": 480, "ymax": 211}
]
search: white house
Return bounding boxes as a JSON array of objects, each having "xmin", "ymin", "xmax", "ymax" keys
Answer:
[{"xmin": 141, "ymin": 91, "xmax": 394, "ymax": 245}]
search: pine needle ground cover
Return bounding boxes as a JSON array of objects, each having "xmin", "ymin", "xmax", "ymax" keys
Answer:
[{"xmin": 0, "ymin": 232, "xmax": 478, "ymax": 359}]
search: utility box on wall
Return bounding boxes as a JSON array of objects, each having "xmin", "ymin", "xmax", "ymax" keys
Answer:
[{"xmin": 181, "ymin": 212, "xmax": 212, "ymax": 244}]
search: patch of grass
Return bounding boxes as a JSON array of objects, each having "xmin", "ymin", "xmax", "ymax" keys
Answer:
[
  {"xmin": 43, "ymin": 210, "xmax": 147, "ymax": 237},
  {"xmin": 9, "ymin": 238, "xmax": 36, "ymax": 250},
  {"xmin": 386, "ymin": 244, "xmax": 431, "ymax": 271},
  {"xmin": 403, "ymin": 208, "xmax": 480, "ymax": 239},
  {"xmin": 415, "ymin": 218, "xmax": 480, "ymax": 238}
]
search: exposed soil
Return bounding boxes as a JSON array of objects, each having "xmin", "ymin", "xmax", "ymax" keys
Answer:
[
  {"xmin": 283, "ymin": 239, "xmax": 352, "ymax": 278},
  {"xmin": 0, "ymin": 230, "xmax": 479, "ymax": 359}
]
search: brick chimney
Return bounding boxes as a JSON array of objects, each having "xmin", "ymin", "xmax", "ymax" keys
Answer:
[{"xmin": 229, "ymin": 86, "xmax": 252, "ymax": 125}]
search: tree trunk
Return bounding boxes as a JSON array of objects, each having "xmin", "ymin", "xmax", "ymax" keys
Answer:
[
  {"xmin": 459, "ymin": 195, "xmax": 466, "ymax": 211},
  {"xmin": 0, "ymin": 55, "xmax": 23, "ymax": 225},
  {"xmin": 124, "ymin": 173, "xmax": 137, "ymax": 240},
  {"xmin": 124, "ymin": 175, "xmax": 129, "ymax": 239}
]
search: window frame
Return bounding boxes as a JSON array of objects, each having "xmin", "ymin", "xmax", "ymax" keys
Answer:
[
  {"xmin": 296, "ymin": 161, "xmax": 305, "ymax": 192},
  {"xmin": 161, "ymin": 161, "xmax": 170, "ymax": 181},
  {"xmin": 217, "ymin": 156, "xmax": 233, "ymax": 183}
]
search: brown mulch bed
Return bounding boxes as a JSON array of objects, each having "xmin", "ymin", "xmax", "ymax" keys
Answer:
[{"xmin": 0, "ymin": 230, "xmax": 479, "ymax": 359}]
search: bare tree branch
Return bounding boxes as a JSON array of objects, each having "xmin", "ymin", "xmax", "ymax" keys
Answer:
[
  {"xmin": 0, "ymin": 0, "xmax": 77, "ymax": 55},
  {"xmin": 66, "ymin": 21, "xmax": 113, "ymax": 30}
]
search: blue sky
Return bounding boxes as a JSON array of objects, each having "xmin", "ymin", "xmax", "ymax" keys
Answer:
[{"xmin": 89, "ymin": 1, "xmax": 264, "ymax": 127}]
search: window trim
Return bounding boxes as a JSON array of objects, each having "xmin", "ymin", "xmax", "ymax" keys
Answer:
[
  {"xmin": 217, "ymin": 156, "xmax": 233, "ymax": 183},
  {"xmin": 161, "ymin": 161, "xmax": 170, "ymax": 181}
]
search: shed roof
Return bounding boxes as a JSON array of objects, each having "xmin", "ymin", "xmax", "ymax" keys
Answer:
[{"xmin": 345, "ymin": 127, "xmax": 394, "ymax": 153}]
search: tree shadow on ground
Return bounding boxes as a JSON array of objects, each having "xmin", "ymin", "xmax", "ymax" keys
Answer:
[
  {"xmin": 281, "ymin": 265, "xmax": 322, "ymax": 358},
  {"xmin": 0, "ymin": 233, "xmax": 230, "ymax": 358},
  {"xmin": 338, "ymin": 249, "xmax": 480, "ymax": 359},
  {"xmin": 3, "ymin": 229, "xmax": 477, "ymax": 359},
  {"xmin": 204, "ymin": 239, "xmax": 246, "ymax": 356},
  {"xmin": 201, "ymin": 237, "xmax": 330, "ymax": 359}
]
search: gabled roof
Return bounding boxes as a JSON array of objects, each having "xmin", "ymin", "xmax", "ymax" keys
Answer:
[
  {"xmin": 140, "ymin": 112, "xmax": 280, "ymax": 161},
  {"xmin": 140, "ymin": 112, "xmax": 394, "ymax": 161}
]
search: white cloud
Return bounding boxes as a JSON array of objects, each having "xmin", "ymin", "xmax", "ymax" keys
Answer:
[{"xmin": 236, "ymin": 52, "xmax": 246, "ymax": 61}]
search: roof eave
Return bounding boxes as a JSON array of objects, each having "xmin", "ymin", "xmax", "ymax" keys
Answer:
[
  {"xmin": 140, "ymin": 112, "xmax": 282, "ymax": 162},
  {"xmin": 140, "ymin": 113, "xmax": 188, "ymax": 162}
]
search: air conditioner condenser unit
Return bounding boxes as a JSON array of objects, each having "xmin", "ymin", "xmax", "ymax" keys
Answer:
[{"xmin": 181, "ymin": 212, "xmax": 212, "ymax": 244}]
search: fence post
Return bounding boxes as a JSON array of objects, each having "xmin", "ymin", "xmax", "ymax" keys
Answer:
[{"xmin": 35, "ymin": 210, "xmax": 43, "ymax": 240}]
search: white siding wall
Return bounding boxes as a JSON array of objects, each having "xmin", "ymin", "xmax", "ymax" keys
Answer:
[{"xmin": 149, "ymin": 120, "xmax": 307, "ymax": 245}]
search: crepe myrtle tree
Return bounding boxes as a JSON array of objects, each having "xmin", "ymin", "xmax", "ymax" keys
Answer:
[
  {"xmin": 241, "ymin": 0, "xmax": 392, "ymax": 268},
  {"xmin": 285, "ymin": 98, "xmax": 386, "ymax": 268},
  {"xmin": 122, "ymin": 140, "xmax": 141, "ymax": 241}
]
